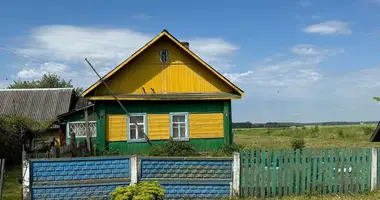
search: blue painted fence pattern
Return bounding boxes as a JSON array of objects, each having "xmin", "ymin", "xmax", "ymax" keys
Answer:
[
  {"xmin": 32, "ymin": 182, "xmax": 129, "ymax": 200},
  {"xmin": 140, "ymin": 157, "xmax": 233, "ymax": 199},
  {"xmin": 30, "ymin": 156, "xmax": 131, "ymax": 200},
  {"xmin": 29, "ymin": 156, "xmax": 233, "ymax": 199},
  {"xmin": 140, "ymin": 159, "xmax": 232, "ymax": 179}
]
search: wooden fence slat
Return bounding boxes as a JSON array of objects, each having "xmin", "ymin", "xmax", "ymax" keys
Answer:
[
  {"xmin": 345, "ymin": 148, "xmax": 351, "ymax": 193},
  {"xmin": 350, "ymin": 148, "xmax": 355, "ymax": 193},
  {"xmin": 334, "ymin": 148, "xmax": 339, "ymax": 193},
  {"xmin": 278, "ymin": 150, "xmax": 284, "ymax": 196},
  {"xmin": 329, "ymin": 148, "xmax": 334, "ymax": 193},
  {"xmin": 307, "ymin": 149, "xmax": 312, "ymax": 192},
  {"xmin": 272, "ymin": 151, "xmax": 278, "ymax": 196},
  {"xmin": 317, "ymin": 149, "xmax": 323, "ymax": 193},
  {"xmin": 0, "ymin": 159, "xmax": 5, "ymax": 199},
  {"xmin": 360, "ymin": 149, "xmax": 365, "ymax": 192},
  {"xmin": 255, "ymin": 150, "xmax": 261, "ymax": 197},
  {"xmin": 267, "ymin": 150, "xmax": 272, "ymax": 197},
  {"xmin": 367, "ymin": 148, "xmax": 372, "ymax": 191},
  {"xmin": 261, "ymin": 150, "xmax": 266, "ymax": 198},
  {"xmin": 323, "ymin": 149, "xmax": 328, "ymax": 194},
  {"xmin": 356, "ymin": 148, "xmax": 362, "ymax": 193},
  {"xmin": 289, "ymin": 150, "xmax": 295, "ymax": 195},
  {"xmin": 301, "ymin": 149, "xmax": 306, "ymax": 195},
  {"xmin": 250, "ymin": 150, "xmax": 255, "ymax": 196},
  {"xmin": 312, "ymin": 149, "xmax": 317, "ymax": 193},
  {"xmin": 284, "ymin": 150, "xmax": 289, "ymax": 196},
  {"xmin": 295, "ymin": 149, "xmax": 300, "ymax": 195},
  {"xmin": 243, "ymin": 150, "xmax": 249, "ymax": 197}
]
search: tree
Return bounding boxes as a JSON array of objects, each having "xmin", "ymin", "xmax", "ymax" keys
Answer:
[
  {"xmin": 374, "ymin": 97, "xmax": 380, "ymax": 101},
  {"xmin": 8, "ymin": 72, "xmax": 83, "ymax": 103}
]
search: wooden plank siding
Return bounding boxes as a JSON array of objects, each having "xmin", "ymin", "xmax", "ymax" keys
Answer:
[
  {"xmin": 147, "ymin": 114, "xmax": 170, "ymax": 140},
  {"xmin": 189, "ymin": 113, "xmax": 224, "ymax": 139},
  {"xmin": 106, "ymin": 114, "xmax": 127, "ymax": 141}
]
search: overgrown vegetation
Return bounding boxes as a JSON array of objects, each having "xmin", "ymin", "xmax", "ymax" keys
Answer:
[
  {"xmin": 0, "ymin": 116, "xmax": 53, "ymax": 164},
  {"xmin": 291, "ymin": 138, "xmax": 306, "ymax": 150},
  {"xmin": 234, "ymin": 124, "xmax": 379, "ymax": 149},
  {"xmin": 110, "ymin": 181, "xmax": 164, "ymax": 200},
  {"xmin": 147, "ymin": 140, "xmax": 198, "ymax": 156}
]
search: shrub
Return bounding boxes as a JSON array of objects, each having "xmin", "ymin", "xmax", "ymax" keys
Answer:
[
  {"xmin": 291, "ymin": 138, "xmax": 306, "ymax": 150},
  {"xmin": 147, "ymin": 140, "xmax": 198, "ymax": 157},
  {"xmin": 0, "ymin": 116, "xmax": 52, "ymax": 165},
  {"xmin": 362, "ymin": 126, "xmax": 375, "ymax": 135},
  {"xmin": 110, "ymin": 181, "xmax": 164, "ymax": 200},
  {"xmin": 309, "ymin": 126, "xmax": 319, "ymax": 138},
  {"xmin": 337, "ymin": 129, "xmax": 345, "ymax": 138},
  {"xmin": 220, "ymin": 143, "xmax": 242, "ymax": 155}
]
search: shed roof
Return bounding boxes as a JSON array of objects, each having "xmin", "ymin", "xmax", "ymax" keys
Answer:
[{"xmin": 0, "ymin": 88, "xmax": 74, "ymax": 122}]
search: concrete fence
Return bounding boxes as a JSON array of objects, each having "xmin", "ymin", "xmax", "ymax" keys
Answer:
[{"xmin": 23, "ymin": 155, "xmax": 236, "ymax": 199}]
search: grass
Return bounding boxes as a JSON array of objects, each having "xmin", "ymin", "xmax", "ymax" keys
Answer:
[
  {"xmin": 240, "ymin": 190, "xmax": 380, "ymax": 199},
  {"xmin": 2, "ymin": 166, "xmax": 22, "ymax": 200},
  {"xmin": 234, "ymin": 124, "xmax": 380, "ymax": 149}
]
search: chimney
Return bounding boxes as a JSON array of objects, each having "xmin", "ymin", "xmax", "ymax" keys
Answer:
[{"xmin": 181, "ymin": 41, "xmax": 189, "ymax": 49}]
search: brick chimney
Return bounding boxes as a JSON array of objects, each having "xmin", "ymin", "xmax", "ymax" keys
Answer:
[{"xmin": 181, "ymin": 41, "xmax": 189, "ymax": 49}]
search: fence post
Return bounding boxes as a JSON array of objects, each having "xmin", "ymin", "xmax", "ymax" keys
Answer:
[
  {"xmin": 130, "ymin": 156, "xmax": 138, "ymax": 185},
  {"xmin": 371, "ymin": 148, "xmax": 377, "ymax": 191},
  {"xmin": 0, "ymin": 159, "xmax": 5, "ymax": 200},
  {"xmin": 232, "ymin": 152, "xmax": 240, "ymax": 197},
  {"xmin": 22, "ymin": 151, "xmax": 30, "ymax": 200}
]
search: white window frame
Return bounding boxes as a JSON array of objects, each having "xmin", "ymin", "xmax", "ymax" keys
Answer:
[
  {"xmin": 127, "ymin": 113, "xmax": 148, "ymax": 143},
  {"xmin": 160, "ymin": 49, "xmax": 168, "ymax": 63},
  {"xmin": 67, "ymin": 121, "xmax": 97, "ymax": 138},
  {"xmin": 170, "ymin": 112, "xmax": 189, "ymax": 141}
]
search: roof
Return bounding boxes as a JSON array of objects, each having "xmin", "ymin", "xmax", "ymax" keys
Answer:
[
  {"xmin": 82, "ymin": 29, "xmax": 244, "ymax": 97},
  {"xmin": 0, "ymin": 88, "xmax": 74, "ymax": 122},
  {"xmin": 370, "ymin": 122, "xmax": 380, "ymax": 142},
  {"xmin": 57, "ymin": 104, "xmax": 95, "ymax": 118},
  {"xmin": 88, "ymin": 92, "xmax": 241, "ymax": 101}
]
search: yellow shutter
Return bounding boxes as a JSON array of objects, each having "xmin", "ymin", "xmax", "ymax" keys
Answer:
[
  {"xmin": 106, "ymin": 114, "xmax": 128, "ymax": 141},
  {"xmin": 148, "ymin": 114, "xmax": 170, "ymax": 140},
  {"xmin": 189, "ymin": 113, "xmax": 224, "ymax": 139}
]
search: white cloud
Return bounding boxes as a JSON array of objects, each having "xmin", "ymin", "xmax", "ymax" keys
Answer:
[
  {"xmin": 12, "ymin": 25, "xmax": 238, "ymax": 88},
  {"xmin": 291, "ymin": 44, "xmax": 344, "ymax": 56},
  {"xmin": 303, "ymin": 20, "xmax": 352, "ymax": 35},
  {"xmin": 369, "ymin": 0, "xmax": 380, "ymax": 6},
  {"xmin": 189, "ymin": 38, "xmax": 238, "ymax": 71}
]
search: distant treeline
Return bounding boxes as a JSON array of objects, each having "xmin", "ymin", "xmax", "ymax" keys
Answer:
[{"xmin": 232, "ymin": 121, "xmax": 379, "ymax": 129}]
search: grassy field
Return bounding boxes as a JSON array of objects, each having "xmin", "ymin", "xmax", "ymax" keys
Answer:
[
  {"xmin": 2, "ymin": 166, "xmax": 22, "ymax": 200},
  {"xmin": 234, "ymin": 124, "xmax": 380, "ymax": 149}
]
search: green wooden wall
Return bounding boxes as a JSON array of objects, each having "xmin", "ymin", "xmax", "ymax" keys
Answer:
[{"xmin": 95, "ymin": 100, "xmax": 232, "ymax": 154}]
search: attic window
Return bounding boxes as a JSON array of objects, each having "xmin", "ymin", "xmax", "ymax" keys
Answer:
[{"xmin": 160, "ymin": 50, "xmax": 168, "ymax": 63}]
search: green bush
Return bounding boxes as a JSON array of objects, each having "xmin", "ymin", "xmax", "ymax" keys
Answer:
[
  {"xmin": 147, "ymin": 140, "xmax": 198, "ymax": 157},
  {"xmin": 0, "ymin": 116, "xmax": 52, "ymax": 165},
  {"xmin": 110, "ymin": 181, "xmax": 164, "ymax": 200},
  {"xmin": 362, "ymin": 126, "xmax": 375, "ymax": 135},
  {"xmin": 291, "ymin": 138, "xmax": 306, "ymax": 150},
  {"xmin": 337, "ymin": 129, "xmax": 345, "ymax": 138}
]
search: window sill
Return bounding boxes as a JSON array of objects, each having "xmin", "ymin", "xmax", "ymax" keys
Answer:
[
  {"xmin": 172, "ymin": 138, "xmax": 189, "ymax": 142},
  {"xmin": 127, "ymin": 139, "xmax": 148, "ymax": 143}
]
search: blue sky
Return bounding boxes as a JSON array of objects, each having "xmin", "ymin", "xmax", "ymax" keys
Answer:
[{"xmin": 1, "ymin": 0, "xmax": 380, "ymax": 123}]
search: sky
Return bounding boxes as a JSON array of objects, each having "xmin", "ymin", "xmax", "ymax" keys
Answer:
[{"xmin": 1, "ymin": 0, "xmax": 380, "ymax": 123}]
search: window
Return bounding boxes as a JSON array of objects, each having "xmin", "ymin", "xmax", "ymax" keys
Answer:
[
  {"xmin": 67, "ymin": 121, "xmax": 97, "ymax": 138},
  {"xmin": 128, "ymin": 114, "xmax": 147, "ymax": 142},
  {"xmin": 170, "ymin": 113, "xmax": 188, "ymax": 141},
  {"xmin": 160, "ymin": 50, "xmax": 168, "ymax": 63}
]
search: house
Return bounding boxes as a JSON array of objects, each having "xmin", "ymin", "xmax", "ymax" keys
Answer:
[
  {"xmin": 61, "ymin": 29, "xmax": 244, "ymax": 154},
  {"xmin": 0, "ymin": 88, "xmax": 76, "ymax": 147}
]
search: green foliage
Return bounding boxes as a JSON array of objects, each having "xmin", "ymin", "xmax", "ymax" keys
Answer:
[
  {"xmin": 362, "ymin": 126, "xmax": 375, "ymax": 135},
  {"xmin": 0, "ymin": 116, "xmax": 52, "ymax": 164},
  {"xmin": 110, "ymin": 181, "xmax": 164, "ymax": 200},
  {"xmin": 373, "ymin": 97, "xmax": 380, "ymax": 101},
  {"xmin": 211, "ymin": 143, "xmax": 242, "ymax": 156},
  {"xmin": 291, "ymin": 138, "xmax": 306, "ymax": 150},
  {"xmin": 309, "ymin": 126, "xmax": 319, "ymax": 138},
  {"xmin": 337, "ymin": 129, "xmax": 345, "ymax": 138},
  {"xmin": 147, "ymin": 140, "xmax": 198, "ymax": 157}
]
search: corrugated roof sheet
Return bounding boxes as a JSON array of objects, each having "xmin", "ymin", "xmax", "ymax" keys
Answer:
[{"xmin": 0, "ymin": 88, "xmax": 74, "ymax": 122}]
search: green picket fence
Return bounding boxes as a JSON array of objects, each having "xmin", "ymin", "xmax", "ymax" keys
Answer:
[{"xmin": 240, "ymin": 148, "xmax": 372, "ymax": 198}]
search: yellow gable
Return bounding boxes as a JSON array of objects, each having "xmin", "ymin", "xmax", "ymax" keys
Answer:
[{"xmin": 83, "ymin": 30, "xmax": 244, "ymax": 100}]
